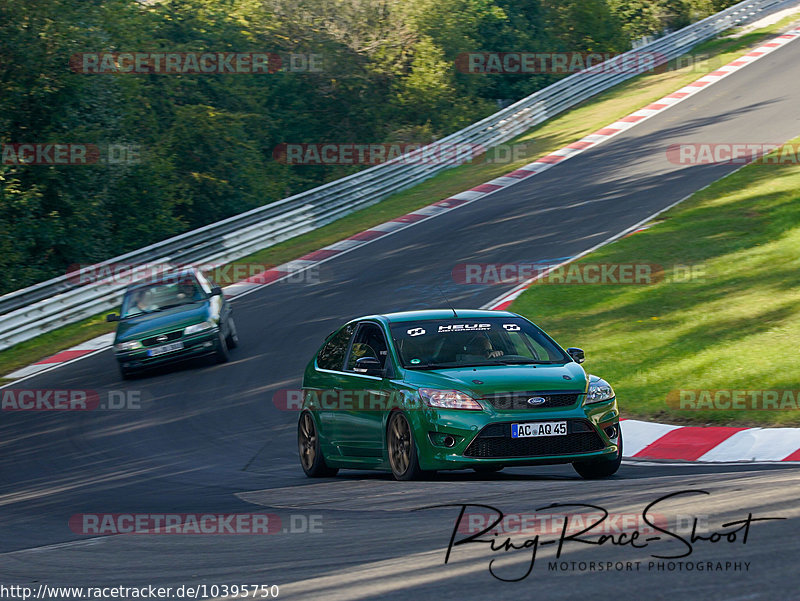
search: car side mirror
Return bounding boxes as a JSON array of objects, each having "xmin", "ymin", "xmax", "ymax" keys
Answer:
[
  {"xmin": 106, "ymin": 313, "xmax": 120, "ymax": 322},
  {"xmin": 354, "ymin": 356, "xmax": 383, "ymax": 377},
  {"xmin": 211, "ymin": 286, "xmax": 223, "ymax": 297},
  {"xmin": 567, "ymin": 347, "xmax": 585, "ymax": 364}
]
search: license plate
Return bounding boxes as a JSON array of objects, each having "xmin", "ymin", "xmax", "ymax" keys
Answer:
[
  {"xmin": 511, "ymin": 421, "xmax": 568, "ymax": 438},
  {"xmin": 147, "ymin": 341, "xmax": 184, "ymax": 357}
]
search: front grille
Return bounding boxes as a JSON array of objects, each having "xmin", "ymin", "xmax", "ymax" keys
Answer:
[
  {"xmin": 464, "ymin": 420, "xmax": 605, "ymax": 458},
  {"xmin": 481, "ymin": 391, "xmax": 581, "ymax": 410},
  {"xmin": 142, "ymin": 330, "xmax": 184, "ymax": 347}
]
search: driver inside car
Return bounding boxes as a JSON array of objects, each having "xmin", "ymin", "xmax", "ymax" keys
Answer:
[
  {"xmin": 465, "ymin": 332, "xmax": 504, "ymax": 359},
  {"xmin": 133, "ymin": 289, "xmax": 153, "ymax": 314},
  {"xmin": 176, "ymin": 279, "xmax": 203, "ymax": 301}
]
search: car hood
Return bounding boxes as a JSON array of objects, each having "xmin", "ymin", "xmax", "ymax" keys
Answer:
[
  {"xmin": 115, "ymin": 302, "xmax": 211, "ymax": 342},
  {"xmin": 402, "ymin": 362, "xmax": 588, "ymax": 396}
]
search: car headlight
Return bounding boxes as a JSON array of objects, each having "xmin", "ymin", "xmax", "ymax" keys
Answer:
[
  {"xmin": 184, "ymin": 320, "xmax": 215, "ymax": 335},
  {"xmin": 419, "ymin": 388, "xmax": 483, "ymax": 410},
  {"xmin": 585, "ymin": 375, "xmax": 615, "ymax": 404},
  {"xmin": 115, "ymin": 341, "xmax": 142, "ymax": 352}
]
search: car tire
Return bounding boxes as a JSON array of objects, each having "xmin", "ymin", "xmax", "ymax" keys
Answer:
[
  {"xmin": 119, "ymin": 365, "xmax": 132, "ymax": 380},
  {"xmin": 225, "ymin": 317, "xmax": 239, "ymax": 349},
  {"xmin": 215, "ymin": 331, "xmax": 230, "ymax": 363},
  {"xmin": 298, "ymin": 411, "xmax": 338, "ymax": 477},
  {"xmin": 387, "ymin": 412, "xmax": 425, "ymax": 481},
  {"xmin": 573, "ymin": 428, "xmax": 623, "ymax": 479}
]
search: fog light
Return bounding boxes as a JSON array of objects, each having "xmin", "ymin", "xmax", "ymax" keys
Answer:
[{"xmin": 428, "ymin": 432, "xmax": 462, "ymax": 447}]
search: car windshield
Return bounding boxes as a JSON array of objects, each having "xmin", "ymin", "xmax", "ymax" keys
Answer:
[
  {"xmin": 389, "ymin": 317, "xmax": 570, "ymax": 369},
  {"xmin": 120, "ymin": 279, "xmax": 206, "ymax": 318}
]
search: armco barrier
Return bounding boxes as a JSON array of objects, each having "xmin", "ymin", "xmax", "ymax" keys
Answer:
[{"xmin": 0, "ymin": 0, "xmax": 790, "ymax": 351}]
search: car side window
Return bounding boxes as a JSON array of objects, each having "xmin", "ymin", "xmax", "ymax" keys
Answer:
[
  {"xmin": 345, "ymin": 323, "xmax": 389, "ymax": 372},
  {"xmin": 316, "ymin": 324, "xmax": 356, "ymax": 371}
]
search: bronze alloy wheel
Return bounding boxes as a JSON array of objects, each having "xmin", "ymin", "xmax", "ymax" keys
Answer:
[
  {"xmin": 387, "ymin": 412, "xmax": 424, "ymax": 480},
  {"xmin": 299, "ymin": 412, "xmax": 317, "ymax": 471},
  {"xmin": 298, "ymin": 411, "xmax": 338, "ymax": 477},
  {"xmin": 388, "ymin": 414, "xmax": 411, "ymax": 475}
]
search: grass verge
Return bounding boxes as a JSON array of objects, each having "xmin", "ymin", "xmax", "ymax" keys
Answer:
[
  {"xmin": 511, "ymin": 138, "xmax": 800, "ymax": 426},
  {"xmin": 1, "ymin": 14, "xmax": 799, "ymax": 379}
]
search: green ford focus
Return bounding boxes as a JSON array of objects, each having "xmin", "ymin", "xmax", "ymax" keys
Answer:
[{"xmin": 298, "ymin": 309, "xmax": 621, "ymax": 481}]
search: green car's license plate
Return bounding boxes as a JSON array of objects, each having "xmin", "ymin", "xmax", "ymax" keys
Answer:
[
  {"xmin": 147, "ymin": 341, "xmax": 184, "ymax": 357},
  {"xmin": 511, "ymin": 421, "xmax": 567, "ymax": 438}
]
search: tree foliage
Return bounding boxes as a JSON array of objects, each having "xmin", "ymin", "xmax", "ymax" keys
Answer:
[{"xmin": 0, "ymin": 0, "xmax": 731, "ymax": 293}]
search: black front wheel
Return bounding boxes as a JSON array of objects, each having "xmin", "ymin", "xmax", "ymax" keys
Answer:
[
  {"xmin": 215, "ymin": 331, "xmax": 230, "ymax": 363},
  {"xmin": 225, "ymin": 317, "xmax": 239, "ymax": 349}
]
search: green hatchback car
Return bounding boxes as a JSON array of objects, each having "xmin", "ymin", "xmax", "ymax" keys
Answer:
[
  {"xmin": 298, "ymin": 309, "xmax": 621, "ymax": 481},
  {"xmin": 107, "ymin": 268, "xmax": 238, "ymax": 379}
]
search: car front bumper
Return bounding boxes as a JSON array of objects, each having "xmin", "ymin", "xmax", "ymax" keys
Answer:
[
  {"xmin": 408, "ymin": 398, "xmax": 620, "ymax": 470},
  {"xmin": 114, "ymin": 329, "xmax": 220, "ymax": 371}
]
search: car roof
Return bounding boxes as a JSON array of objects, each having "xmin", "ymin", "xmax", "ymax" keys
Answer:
[{"xmin": 371, "ymin": 309, "xmax": 517, "ymax": 323}]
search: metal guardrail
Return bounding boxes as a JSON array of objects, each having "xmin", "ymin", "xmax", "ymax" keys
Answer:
[{"xmin": 0, "ymin": 0, "xmax": 789, "ymax": 351}]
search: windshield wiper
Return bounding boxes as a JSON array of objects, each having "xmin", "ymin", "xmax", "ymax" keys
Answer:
[
  {"xmin": 405, "ymin": 361, "xmax": 498, "ymax": 370},
  {"xmin": 490, "ymin": 358, "xmax": 554, "ymax": 365},
  {"xmin": 405, "ymin": 359, "xmax": 562, "ymax": 369}
]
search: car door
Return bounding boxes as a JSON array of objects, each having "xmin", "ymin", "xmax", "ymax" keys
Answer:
[
  {"xmin": 310, "ymin": 323, "xmax": 357, "ymax": 449},
  {"xmin": 335, "ymin": 321, "xmax": 393, "ymax": 459}
]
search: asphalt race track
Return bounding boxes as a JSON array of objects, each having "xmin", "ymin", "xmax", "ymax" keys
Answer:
[{"xmin": 2, "ymin": 34, "xmax": 800, "ymax": 601}]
